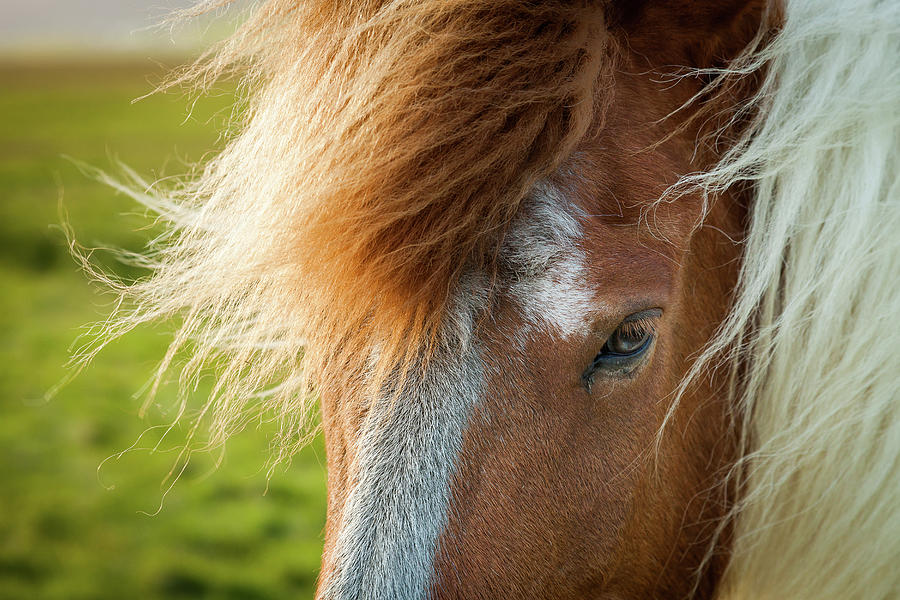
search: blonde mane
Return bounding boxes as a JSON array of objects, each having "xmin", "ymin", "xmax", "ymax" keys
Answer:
[{"xmin": 676, "ymin": 0, "xmax": 900, "ymax": 596}]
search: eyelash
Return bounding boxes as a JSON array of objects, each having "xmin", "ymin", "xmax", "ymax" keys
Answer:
[{"xmin": 615, "ymin": 317, "xmax": 657, "ymax": 344}]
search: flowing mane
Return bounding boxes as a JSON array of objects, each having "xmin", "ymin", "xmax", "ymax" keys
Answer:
[
  {"xmin": 84, "ymin": 0, "xmax": 611, "ymax": 456},
  {"xmin": 678, "ymin": 0, "xmax": 900, "ymax": 596},
  {"xmin": 80, "ymin": 0, "xmax": 899, "ymax": 596}
]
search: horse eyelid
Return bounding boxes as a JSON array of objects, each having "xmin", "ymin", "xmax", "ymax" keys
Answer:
[{"xmin": 620, "ymin": 308, "xmax": 663, "ymax": 327}]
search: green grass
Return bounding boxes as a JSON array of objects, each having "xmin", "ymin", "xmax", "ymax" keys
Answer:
[{"xmin": 0, "ymin": 60, "xmax": 326, "ymax": 599}]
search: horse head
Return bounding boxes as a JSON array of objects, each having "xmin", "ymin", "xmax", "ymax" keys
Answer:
[
  {"xmin": 90, "ymin": 0, "xmax": 900, "ymax": 597},
  {"xmin": 308, "ymin": 2, "xmax": 764, "ymax": 597}
]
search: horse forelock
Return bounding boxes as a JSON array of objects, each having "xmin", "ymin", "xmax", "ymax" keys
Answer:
[
  {"xmin": 206, "ymin": 1, "xmax": 612, "ymax": 381},
  {"xmin": 91, "ymin": 0, "xmax": 615, "ymax": 462},
  {"xmin": 276, "ymin": 0, "xmax": 612, "ymax": 384}
]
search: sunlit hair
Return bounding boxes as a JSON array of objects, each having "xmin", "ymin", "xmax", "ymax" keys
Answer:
[
  {"xmin": 78, "ymin": 0, "xmax": 899, "ymax": 594},
  {"xmin": 77, "ymin": 0, "xmax": 610, "ymax": 463},
  {"xmin": 669, "ymin": 0, "xmax": 900, "ymax": 596}
]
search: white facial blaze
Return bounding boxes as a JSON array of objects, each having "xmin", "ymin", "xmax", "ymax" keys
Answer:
[
  {"xmin": 321, "ymin": 347, "xmax": 483, "ymax": 600},
  {"xmin": 504, "ymin": 181, "xmax": 595, "ymax": 339},
  {"xmin": 322, "ymin": 182, "xmax": 586, "ymax": 599}
]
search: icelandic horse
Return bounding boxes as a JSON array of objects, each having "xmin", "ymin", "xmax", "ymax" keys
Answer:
[{"xmin": 85, "ymin": 0, "xmax": 899, "ymax": 598}]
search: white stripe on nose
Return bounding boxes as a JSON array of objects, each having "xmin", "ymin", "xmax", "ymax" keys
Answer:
[
  {"xmin": 321, "ymin": 181, "xmax": 584, "ymax": 599},
  {"xmin": 321, "ymin": 348, "xmax": 483, "ymax": 600}
]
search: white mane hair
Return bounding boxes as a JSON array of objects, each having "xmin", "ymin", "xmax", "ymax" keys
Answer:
[{"xmin": 677, "ymin": 0, "xmax": 900, "ymax": 597}]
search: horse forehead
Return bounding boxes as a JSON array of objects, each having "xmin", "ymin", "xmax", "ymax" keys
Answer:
[{"xmin": 500, "ymin": 180, "xmax": 597, "ymax": 339}]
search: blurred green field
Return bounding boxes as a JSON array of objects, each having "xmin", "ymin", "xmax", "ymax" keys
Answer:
[{"xmin": 0, "ymin": 60, "xmax": 326, "ymax": 599}]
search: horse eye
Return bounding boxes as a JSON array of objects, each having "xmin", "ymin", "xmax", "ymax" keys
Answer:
[
  {"xmin": 605, "ymin": 325, "xmax": 651, "ymax": 355},
  {"xmin": 582, "ymin": 309, "xmax": 660, "ymax": 388}
]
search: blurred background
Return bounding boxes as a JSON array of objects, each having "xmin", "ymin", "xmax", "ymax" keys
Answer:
[{"xmin": 0, "ymin": 2, "xmax": 326, "ymax": 598}]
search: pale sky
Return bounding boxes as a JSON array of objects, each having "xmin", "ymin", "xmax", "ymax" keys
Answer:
[{"xmin": 0, "ymin": 0, "xmax": 239, "ymax": 52}]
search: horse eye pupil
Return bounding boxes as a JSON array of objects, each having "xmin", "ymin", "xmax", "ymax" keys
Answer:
[{"xmin": 607, "ymin": 327, "xmax": 647, "ymax": 355}]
